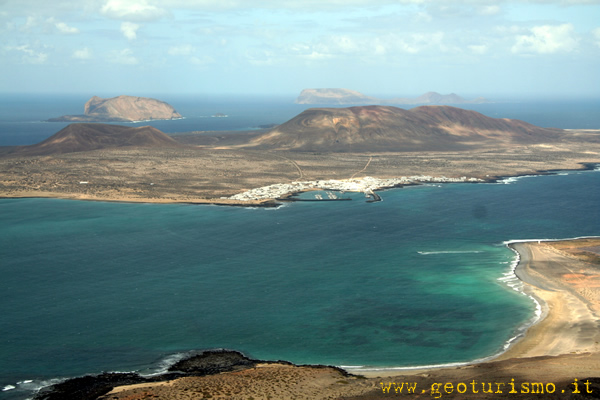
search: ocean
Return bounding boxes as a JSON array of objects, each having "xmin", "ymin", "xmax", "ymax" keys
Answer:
[{"xmin": 0, "ymin": 95, "xmax": 599, "ymax": 399}]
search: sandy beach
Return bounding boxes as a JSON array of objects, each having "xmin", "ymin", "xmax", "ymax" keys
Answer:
[
  {"xmin": 499, "ymin": 240, "xmax": 600, "ymax": 360},
  {"xmin": 91, "ymin": 238, "xmax": 600, "ymax": 399}
]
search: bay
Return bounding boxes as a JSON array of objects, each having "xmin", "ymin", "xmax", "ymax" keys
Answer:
[{"xmin": 1, "ymin": 168, "xmax": 599, "ymax": 399}]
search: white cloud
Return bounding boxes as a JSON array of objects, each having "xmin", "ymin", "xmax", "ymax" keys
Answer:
[
  {"xmin": 101, "ymin": 0, "xmax": 167, "ymax": 21},
  {"xmin": 479, "ymin": 5, "xmax": 500, "ymax": 16},
  {"xmin": 299, "ymin": 51, "xmax": 334, "ymax": 61},
  {"xmin": 593, "ymin": 27, "xmax": 600, "ymax": 47},
  {"xmin": 246, "ymin": 49, "xmax": 277, "ymax": 66},
  {"xmin": 496, "ymin": 25, "xmax": 527, "ymax": 35},
  {"xmin": 94, "ymin": 0, "xmax": 600, "ymax": 11},
  {"xmin": 166, "ymin": 44, "xmax": 214, "ymax": 65},
  {"xmin": 512, "ymin": 23, "xmax": 579, "ymax": 54},
  {"xmin": 559, "ymin": 0, "xmax": 600, "ymax": 4},
  {"xmin": 329, "ymin": 36, "xmax": 360, "ymax": 54},
  {"xmin": 468, "ymin": 44, "xmax": 488, "ymax": 54},
  {"xmin": 73, "ymin": 47, "xmax": 92, "ymax": 60},
  {"xmin": 290, "ymin": 36, "xmax": 362, "ymax": 60},
  {"xmin": 395, "ymin": 32, "xmax": 445, "ymax": 54},
  {"xmin": 166, "ymin": 0, "xmax": 427, "ymax": 11},
  {"xmin": 413, "ymin": 11, "xmax": 432, "ymax": 23},
  {"xmin": 110, "ymin": 48, "xmax": 139, "ymax": 64},
  {"xmin": 374, "ymin": 40, "xmax": 386, "ymax": 55},
  {"xmin": 18, "ymin": 16, "xmax": 79, "ymax": 34},
  {"xmin": 168, "ymin": 44, "xmax": 195, "ymax": 56},
  {"xmin": 7, "ymin": 44, "xmax": 48, "ymax": 64},
  {"xmin": 288, "ymin": 31, "xmax": 447, "ymax": 64},
  {"xmin": 120, "ymin": 22, "xmax": 140, "ymax": 40},
  {"xmin": 190, "ymin": 55, "xmax": 215, "ymax": 65},
  {"xmin": 23, "ymin": 16, "xmax": 37, "ymax": 31},
  {"xmin": 52, "ymin": 19, "xmax": 79, "ymax": 34}
]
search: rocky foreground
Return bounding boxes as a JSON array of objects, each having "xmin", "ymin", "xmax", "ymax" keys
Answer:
[{"xmin": 32, "ymin": 350, "xmax": 276, "ymax": 400}]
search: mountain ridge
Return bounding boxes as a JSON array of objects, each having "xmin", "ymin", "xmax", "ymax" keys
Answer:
[{"xmin": 243, "ymin": 105, "xmax": 563, "ymax": 152}]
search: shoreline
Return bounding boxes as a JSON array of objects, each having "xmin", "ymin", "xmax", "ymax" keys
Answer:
[
  {"xmin": 26, "ymin": 236, "xmax": 600, "ymax": 399},
  {"xmin": 1, "ymin": 163, "xmax": 597, "ymax": 207},
  {"xmin": 343, "ymin": 236, "xmax": 600, "ymax": 376},
  {"xmin": 4, "ymin": 171, "xmax": 599, "ymax": 398},
  {"xmin": 358, "ymin": 236, "xmax": 600, "ymax": 377},
  {"xmin": 496, "ymin": 238, "xmax": 600, "ymax": 360}
]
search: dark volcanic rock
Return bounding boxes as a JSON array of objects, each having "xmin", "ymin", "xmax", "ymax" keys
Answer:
[
  {"xmin": 168, "ymin": 349, "xmax": 257, "ymax": 375},
  {"xmin": 32, "ymin": 350, "xmax": 262, "ymax": 400},
  {"xmin": 33, "ymin": 373, "xmax": 148, "ymax": 400}
]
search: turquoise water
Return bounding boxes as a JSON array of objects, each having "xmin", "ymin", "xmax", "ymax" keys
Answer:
[{"xmin": 1, "ymin": 169, "xmax": 599, "ymax": 398}]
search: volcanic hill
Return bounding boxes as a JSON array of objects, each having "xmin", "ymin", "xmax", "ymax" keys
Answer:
[
  {"xmin": 243, "ymin": 105, "xmax": 564, "ymax": 152},
  {"xmin": 15, "ymin": 123, "xmax": 182, "ymax": 156},
  {"xmin": 49, "ymin": 95, "xmax": 182, "ymax": 122}
]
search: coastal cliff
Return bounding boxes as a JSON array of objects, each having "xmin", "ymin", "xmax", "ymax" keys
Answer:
[{"xmin": 48, "ymin": 95, "xmax": 182, "ymax": 122}]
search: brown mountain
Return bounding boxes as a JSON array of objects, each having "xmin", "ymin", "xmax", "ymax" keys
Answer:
[
  {"xmin": 49, "ymin": 95, "xmax": 182, "ymax": 122},
  {"xmin": 243, "ymin": 105, "xmax": 563, "ymax": 152},
  {"xmin": 15, "ymin": 123, "xmax": 182, "ymax": 156}
]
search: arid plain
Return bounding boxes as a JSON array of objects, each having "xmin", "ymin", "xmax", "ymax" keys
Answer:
[{"xmin": 1, "ymin": 128, "xmax": 599, "ymax": 206}]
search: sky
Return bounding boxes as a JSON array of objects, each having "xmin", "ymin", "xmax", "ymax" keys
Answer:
[{"xmin": 1, "ymin": 0, "xmax": 599, "ymax": 99}]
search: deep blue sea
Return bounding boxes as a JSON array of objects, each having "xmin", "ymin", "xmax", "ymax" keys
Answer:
[{"xmin": 0, "ymin": 96, "xmax": 599, "ymax": 399}]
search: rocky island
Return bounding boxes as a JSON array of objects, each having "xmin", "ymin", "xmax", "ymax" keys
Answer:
[
  {"xmin": 48, "ymin": 95, "xmax": 182, "ymax": 123},
  {"xmin": 296, "ymin": 88, "xmax": 489, "ymax": 105}
]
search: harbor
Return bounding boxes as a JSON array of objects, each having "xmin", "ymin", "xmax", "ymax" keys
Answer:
[{"xmin": 228, "ymin": 176, "xmax": 483, "ymax": 203}]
